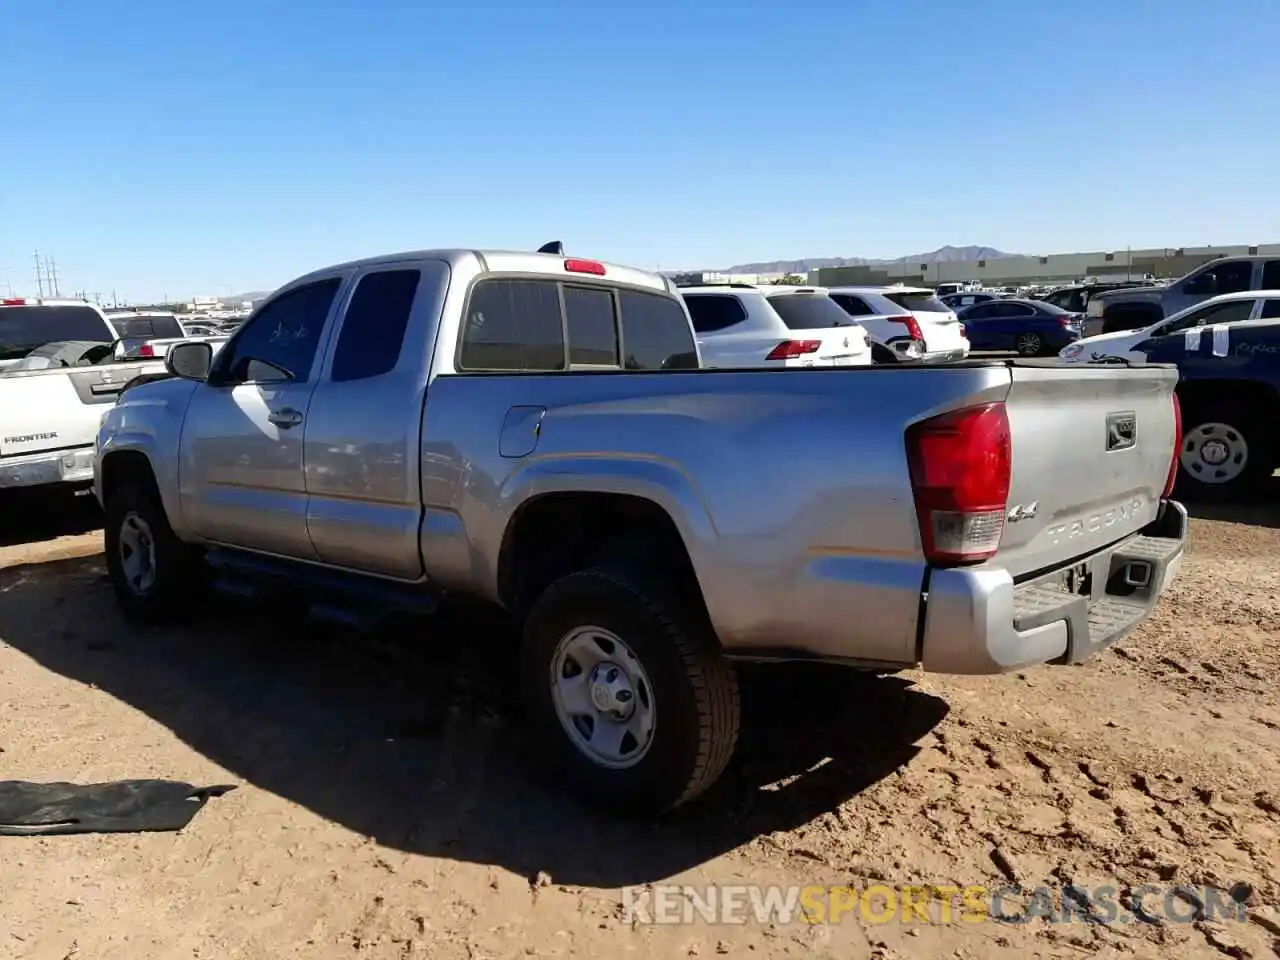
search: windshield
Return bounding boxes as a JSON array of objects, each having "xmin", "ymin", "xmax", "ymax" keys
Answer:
[
  {"xmin": 885, "ymin": 292, "xmax": 950, "ymax": 313},
  {"xmin": 0, "ymin": 306, "xmax": 112, "ymax": 359},
  {"xmin": 766, "ymin": 294, "xmax": 855, "ymax": 329}
]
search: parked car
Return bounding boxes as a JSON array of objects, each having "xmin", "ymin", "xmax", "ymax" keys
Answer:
[
  {"xmin": 680, "ymin": 283, "xmax": 871, "ymax": 367},
  {"xmin": 1132, "ymin": 305, "xmax": 1280, "ymax": 499},
  {"xmin": 95, "ymin": 244, "xmax": 1186, "ymax": 817},
  {"xmin": 958, "ymin": 298, "xmax": 1083, "ymax": 356},
  {"xmin": 0, "ymin": 298, "xmax": 168, "ymax": 494},
  {"xmin": 1084, "ymin": 256, "xmax": 1280, "ymax": 337},
  {"xmin": 826, "ymin": 286, "xmax": 969, "ymax": 363},
  {"xmin": 1059, "ymin": 291, "xmax": 1280, "ymax": 365}
]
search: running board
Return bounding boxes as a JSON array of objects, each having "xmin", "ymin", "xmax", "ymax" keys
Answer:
[{"xmin": 205, "ymin": 548, "xmax": 439, "ymax": 631}]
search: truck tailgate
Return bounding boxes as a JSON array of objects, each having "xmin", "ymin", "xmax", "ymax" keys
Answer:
[
  {"xmin": 0, "ymin": 365, "xmax": 160, "ymax": 458},
  {"xmin": 996, "ymin": 360, "xmax": 1180, "ymax": 578}
]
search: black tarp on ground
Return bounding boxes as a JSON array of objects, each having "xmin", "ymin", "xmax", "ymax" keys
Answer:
[{"xmin": 0, "ymin": 780, "xmax": 236, "ymax": 836}]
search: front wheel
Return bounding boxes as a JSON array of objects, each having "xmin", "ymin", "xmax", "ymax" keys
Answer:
[
  {"xmin": 1176, "ymin": 401, "xmax": 1274, "ymax": 500},
  {"xmin": 104, "ymin": 482, "xmax": 206, "ymax": 622},
  {"xmin": 520, "ymin": 566, "xmax": 740, "ymax": 816}
]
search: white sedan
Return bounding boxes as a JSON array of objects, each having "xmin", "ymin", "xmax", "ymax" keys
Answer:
[{"xmin": 1058, "ymin": 289, "xmax": 1280, "ymax": 363}]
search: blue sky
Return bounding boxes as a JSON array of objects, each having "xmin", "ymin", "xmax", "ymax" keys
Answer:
[{"xmin": 2, "ymin": 0, "xmax": 1277, "ymax": 301}]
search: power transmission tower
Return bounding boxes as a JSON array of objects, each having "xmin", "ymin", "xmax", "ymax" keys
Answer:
[
  {"xmin": 46, "ymin": 258, "xmax": 60, "ymax": 297},
  {"xmin": 33, "ymin": 251, "xmax": 45, "ymax": 297}
]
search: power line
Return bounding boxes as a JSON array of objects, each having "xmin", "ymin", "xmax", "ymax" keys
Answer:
[{"xmin": 33, "ymin": 251, "xmax": 44, "ymax": 297}]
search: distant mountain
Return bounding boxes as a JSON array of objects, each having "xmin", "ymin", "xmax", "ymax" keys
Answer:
[
  {"xmin": 224, "ymin": 290, "xmax": 273, "ymax": 304},
  {"xmin": 716, "ymin": 245, "xmax": 1020, "ymax": 275}
]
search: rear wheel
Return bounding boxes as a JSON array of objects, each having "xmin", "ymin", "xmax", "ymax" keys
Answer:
[
  {"xmin": 520, "ymin": 565, "xmax": 740, "ymax": 816},
  {"xmin": 1176, "ymin": 400, "xmax": 1274, "ymax": 500},
  {"xmin": 1015, "ymin": 332, "xmax": 1044, "ymax": 356}
]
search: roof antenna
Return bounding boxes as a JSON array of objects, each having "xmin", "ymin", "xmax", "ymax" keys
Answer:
[{"xmin": 537, "ymin": 241, "xmax": 564, "ymax": 255}]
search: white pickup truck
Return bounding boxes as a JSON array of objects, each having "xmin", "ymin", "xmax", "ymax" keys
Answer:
[{"xmin": 0, "ymin": 298, "xmax": 170, "ymax": 493}]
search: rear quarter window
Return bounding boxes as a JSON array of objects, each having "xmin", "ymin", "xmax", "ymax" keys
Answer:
[{"xmin": 459, "ymin": 279, "xmax": 566, "ymax": 372}]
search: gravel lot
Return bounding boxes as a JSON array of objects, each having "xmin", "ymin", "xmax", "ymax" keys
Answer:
[{"xmin": 0, "ymin": 488, "xmax": 1278, "ymax": 959}]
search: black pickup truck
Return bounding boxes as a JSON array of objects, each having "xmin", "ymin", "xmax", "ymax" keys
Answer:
[{"xmin": 1136, "ymin": 317, "xmax": 1280, "ymax": 499}]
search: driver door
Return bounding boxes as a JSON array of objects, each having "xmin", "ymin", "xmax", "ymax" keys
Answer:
[{"xmin": 179, "ymin": 276, "xmax": 346, "ymax": 559}]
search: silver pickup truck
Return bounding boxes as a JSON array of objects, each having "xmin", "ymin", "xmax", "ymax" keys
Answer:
[{"xmin": 94, "ymin": 246, "xmax": 1187, "ymax": 815}]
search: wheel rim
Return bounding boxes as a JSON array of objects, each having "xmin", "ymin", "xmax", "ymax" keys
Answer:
[
  {"xmin": 1017, "ymin": 333, "xmax": 1042, "ymax": 354},
  {"xmin": 1181, "ymin": 421, "xmax": 1249, "ymax": 485},
  {"xmin": 549, "ymin": 625, "xmax": 656, "ymax": 769},
  {"xmin": 118, "ymin": 511, "xmax": 158, "ymax": 595}
]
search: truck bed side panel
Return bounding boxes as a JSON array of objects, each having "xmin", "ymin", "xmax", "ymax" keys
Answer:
[{"xmin": 418, "ymin": 366, "xmax": 1016, "ymax": 666}]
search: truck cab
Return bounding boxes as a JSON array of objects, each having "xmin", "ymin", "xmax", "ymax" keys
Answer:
[{"xmin": 1085, "ymin": 256, "xmax": 1280, "ymax": 337}]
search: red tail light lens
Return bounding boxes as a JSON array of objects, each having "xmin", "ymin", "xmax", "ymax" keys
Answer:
[
  {"xmin": 765, "ymin": 340, "xmax": 822, "ymax": 361},
  {"xmin": 906, "ymin": 402, "xmax": 1011, "ymax": 565},
  {"xmin": 1162, "ymin": 392, "xmax": 1182, "ymax": 498},
  {"xmin": 139, "ymin": 343, "xmax": 156, "ymax": 357},
  {"xmin": 958, "ymin": 324, "xmax": 966, "ymax": 337},
  {"xmin": 887, "ymin": 314, "xmax": 924, "ymax": 341}
]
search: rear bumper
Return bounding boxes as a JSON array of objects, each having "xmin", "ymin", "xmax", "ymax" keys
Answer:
[
  {"xmin": 917, "ymin": 347, "xmax": 969, "ymax": 364},
  {"xmin": 919, "ymin": 500, "xmax": 1187, "ymax": 675},
  {"xmin": 0, "ymin": 447, "xmax": 97, "ymax": 490}
]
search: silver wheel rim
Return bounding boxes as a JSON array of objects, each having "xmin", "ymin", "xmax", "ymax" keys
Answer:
[
  {"xmin": 1181, "ymin": 421, "xmax": 1248, "ymax": 485},
  {"xmin": 549, "ymin": 625, "xmax": 656, "ymax": 769},
  {"xmin": 118, "ymin": 511, "xmax": 158, "ymax": 595},
  {"xmin": 1017, "ymin": 333, "xmax": 1042, "ymax": 354}
]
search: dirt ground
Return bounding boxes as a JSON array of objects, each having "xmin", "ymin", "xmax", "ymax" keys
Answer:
[{"xmin": 1, "ymin": 490, "xmax": 1278, "ymax": 960}]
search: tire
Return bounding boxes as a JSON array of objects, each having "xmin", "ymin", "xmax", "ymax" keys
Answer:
[
  {"xmin": 1015, "ymin": 332, "xmax": 1043, "ymax": 357},
  {"xmin": 520, "ymin": 565, "xmax": 740, "ymax": 816},
  {"xmin": 104, "ymin": 481, "xmax": 206, "ymax": 623},
  {"xmin": 1175, "ymin": 400, "xmax": 1275, "ymax": 501}
]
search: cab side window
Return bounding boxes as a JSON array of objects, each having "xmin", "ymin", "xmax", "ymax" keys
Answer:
[
  {"xmin": 212, "ymin": 279, "xmax": 342, "ymax": 384},
  {"xmin": 1184, "ymin": 260, "xmax": 1253, "ymax": 296},
  {"xmin": 1159, "ymin": 299, "xmax": 1256, "ymax": 336}
]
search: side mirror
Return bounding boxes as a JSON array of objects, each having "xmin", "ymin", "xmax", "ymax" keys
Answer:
[{"xmin": 166, "ymin": 340, "xmax": 213, "ymax": 381}]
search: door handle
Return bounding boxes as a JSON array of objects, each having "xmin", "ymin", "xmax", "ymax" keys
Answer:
[{"xmin": 267, "ymin": 408, "xmax": 304, "ymax": 428}]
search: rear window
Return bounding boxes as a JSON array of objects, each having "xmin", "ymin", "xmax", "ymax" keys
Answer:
[
  {"xmin": 0, "ymin": 305, "xmax": 112, "ymax": 359},
  {"xmin": 1029, "ymin": 300, "xmax": 1071, "ymax": 315},
  {"xmin": 111, "ymin": 315, "xmax": 185, "ymax": 339},
  {"xmin": 766, "ymin": 294, "xmax": 854, "ymax": 330},
  {"xmin": 884, "ymin": 292, "xmax": 949, "ymax": 313}
]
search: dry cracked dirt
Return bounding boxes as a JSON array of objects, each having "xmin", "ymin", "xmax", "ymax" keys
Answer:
[{"xmin": 0, "ymin": 489, "xmax": 1277, "ymax": 959}]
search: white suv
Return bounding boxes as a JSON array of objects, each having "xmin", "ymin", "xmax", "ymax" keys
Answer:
[
  {"xmin": 680, "ymin": 284, "xmax": 871, "ymax": 368},
  {"xmin": 827, "ymin": 286, "xmax": 970, "ymax": 363}
]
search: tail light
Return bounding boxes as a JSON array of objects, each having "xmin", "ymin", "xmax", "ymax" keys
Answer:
[
  {"xmin": 905, "ymin": 402, "xmax": 1011, "ymax": 565},
  {"xmin": 1162, "ymin": 392, "xmax": 1182, "ymax": 498},
  {"xmin": 766, "ymin": 340, "xmax": 821, "ymax": 361},
  {"xmin": 1058, "ymin": 313, "xmax": 1082, "ymax": 328},
  {"xmin": 887, "ymin": 314, "xmax": 924, "ymax": 341},
  {"xmin": 958, "ymin": 324, "xmax": 966, "ymax": 337},
  {"xmin": 138, "ymin": 343, "xmax": 156, "ymax": 357}
]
